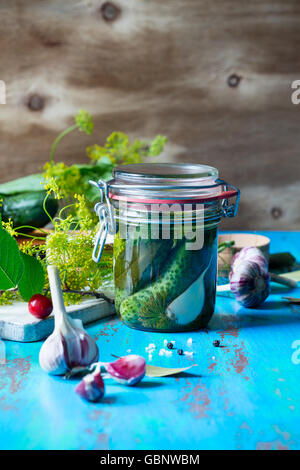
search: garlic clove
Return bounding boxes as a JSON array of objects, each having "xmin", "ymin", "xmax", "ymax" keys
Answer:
[
  {"xmin": 39, "ymin": 266, "xmax": 99, "ymax": 375},
  {"xmin": 106, "ymin": 354, "xmax": 146, "ymax": 386},
  {"xmin": 60, "ymin": 322, "xmax": 99, "ymax": 370},
  {"xmin": 39, "ymin": 331, "xmax": 68, "ymax": 375},
  {"xmin": 75, "ymin": 370, "xmax": 105, "ymax": 402}
]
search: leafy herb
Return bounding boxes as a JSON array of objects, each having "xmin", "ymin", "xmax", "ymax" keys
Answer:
[
  {"xmin": 44, "ymin": 125, "xmax": 167, "ymax": 222},
  {"xmin": 18, "ymin": 253, "xmax": 45, "ymax": 301},
  {"xmin": 44, "ymin": 193, "xmax": 114, "ymax": 305},
  {"xmin": 86, "ymin": 132, "xmax": 166, "ymax": 165},
  {"xmin": 0, "ymin": 226, "xmax": 45, "ymax": 302},
  {"xmin": 50, "ymin": 109, "xmax": 94, "ymax": 164},
  {"xmin": 0, "ymin": 228, "xmax": 24, "ymax": 290},
  {"xmin": 138, "ymin": 290, "xmax": 173, "ymax": 330},
  {"xmin": 0, "ymin": 110, "xmax": 167, "ymax": 307},
  {"xmin": 218, "ymin": 240, "xmax": 235, "ymax": 253}
]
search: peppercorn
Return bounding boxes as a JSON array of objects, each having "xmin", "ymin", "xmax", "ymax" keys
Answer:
[
  {"xmin": 213, "ymin": 340, "xmax": 221, "ymax": 347},
  {"xmin": 167, "ymin": 342, "xmax": 173, "ymax": 350},
  {"xmin": 178, "ymin": 349, "xmax": 184, "ymax": 356}
]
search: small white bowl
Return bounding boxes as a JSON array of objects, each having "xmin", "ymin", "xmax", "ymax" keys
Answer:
[{"xmin": 218, "ymin": 233, "xmax": 270, "ymax": 276}]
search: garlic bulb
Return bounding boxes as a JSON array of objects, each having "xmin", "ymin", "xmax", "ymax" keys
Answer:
[
  {"xmin": 106, "ymin": 355, "xmax": 146, "ymax": 386},
  {"xmin": 39, "ymin": 266, "xmax": 99, "ymax": 375},
  {"xmin": 230, "ymin": 259, "xmax": 270, "ymax": 308},
  {"xmin": 75, "ymin": 369, "xmax": 105, "ymax": 402},
  {"xmin": 231, "ymin": 246, "xmax": 268, "ymax": 272}
]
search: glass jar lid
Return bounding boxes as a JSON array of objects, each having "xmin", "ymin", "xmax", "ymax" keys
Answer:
[
  {"xmin": 113, "ymin": 163, "xmax": 218, "ymax": 181},
  {"xmin": 109, "ymin": 163, "xmax": 221, "ymax": 202}
]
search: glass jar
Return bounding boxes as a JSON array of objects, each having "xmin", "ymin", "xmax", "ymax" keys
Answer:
[{"xmin": 91, "ymin": 163, "xmax": 239, "ymax": 332}]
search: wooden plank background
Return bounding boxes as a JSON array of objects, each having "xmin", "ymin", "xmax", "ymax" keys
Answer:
[{"xmin": 0, "ymin": 0, "xmax": 299, "ymax": 230}]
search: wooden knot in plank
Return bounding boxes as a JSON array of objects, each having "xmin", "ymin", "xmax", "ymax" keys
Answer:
[
  {"xmin": 227, "ymin": 74, "xmax": 241, "ymax": 88},
  {"xmin": 100, "ymin": 2, "xmax": 121, "ymax": 22},
  {"xmin": 271, "ymin": 207, "xmax": 283, "ymax": 219},
  {"xmin": 27, "ymin": 94, "xmax": 45, "ymax": 112}
]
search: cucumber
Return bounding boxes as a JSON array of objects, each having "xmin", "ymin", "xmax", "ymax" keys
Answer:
[
  {"xmin": 119, "ymin": 240, "xmax": 206, "ymax": 326},
  {"xmin": 114, "ymin": 233, "xmax": 174, "ymax": 312},
  {"xmin": 0, "ymin": 191, "xmax": 58, "ymax": 229},
  {"xmin": 119, "ymin": 229, "xmax": 217, "ymax": 329}
]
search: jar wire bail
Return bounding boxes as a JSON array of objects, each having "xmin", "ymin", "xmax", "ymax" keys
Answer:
[
  {"xmin": 216, "ymin": 179, "xmax": 240, "ymax": 218},
  {"xmin": 89, "ymin": 179, "xmax": 116, "ymax": 263}
]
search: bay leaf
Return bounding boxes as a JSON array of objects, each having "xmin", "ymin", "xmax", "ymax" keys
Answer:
[
  {"xmin": 145, "ymin": 363, "xmax": 197, "ymax": 378},
  {"xmin": 283, "ymin": 297, "xmax": 300, "ymax": 304},
  {"xmin": 280, "ymin": 270, "xmax": 300, "ymax": 282}
]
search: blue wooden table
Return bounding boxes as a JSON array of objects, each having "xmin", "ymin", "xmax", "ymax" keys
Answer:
[{"xmin": 0, "ymin": 231, "xmax": 299, "ymax": 451}]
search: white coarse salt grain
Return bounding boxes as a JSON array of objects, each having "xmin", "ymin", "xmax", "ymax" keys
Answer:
[
  {"xmin": 145, "ymin": 343, "xmax": 156, "ymax": 353},
  {"xmin": 148, "ymin": 353, "xmax": 153, "ymax": 361},
  {"xmin": 184, "ymin": 351, "xmax": 194, "ymax": 357},
  {"xmin": 187, "ymin": 338, "xmax": 193, "ymax": 347},
  {"xmin": 159, "ymin": 348, "xmax": 173, "ymax": 357},
  {"xmin": 163, "ymin": 339, "xmax": 168, "ymax": 347},
  {"xmin": 127, "ymin": 349, "xmax": 132, "ymax": 353}
]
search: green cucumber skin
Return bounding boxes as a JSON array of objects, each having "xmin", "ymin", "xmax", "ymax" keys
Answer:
[
  {"xmin": 114, "ymin": 234, "xmax": 174, "ymax": 312},
  {"xmin": 120, "ymin": 234, "xmax": 216, "ymax": 327},
  {"xmin": 1, "ymin": 191, "xmax": 58, "ymax": 229}
]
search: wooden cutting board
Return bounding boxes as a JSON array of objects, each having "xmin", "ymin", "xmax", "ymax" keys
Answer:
[{"xmin": 0, "ymin": 298, "xmax": 115, "ymax": 342}]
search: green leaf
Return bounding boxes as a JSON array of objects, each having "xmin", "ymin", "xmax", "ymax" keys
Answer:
[
  {"xmin": 75, "ymin": 162, "xmax": 114, "ymax": 202},
  {"xmin": 145, "ymin": 364, "xmax": 197, "ymax": 378},
  {"xmin": 0, "ymin": 174, "xmax": 45, "ymax": 196},
  {"xmin": 18, "ymin": 253, "xmax": 45, "ymax": 301},
  {"xmin": 0, "ymin": 228, "xmax": 24, "ymax": 290},
  {"xmin": 74, "ymin": 159, "xmax": 113, "ymax": 180}
]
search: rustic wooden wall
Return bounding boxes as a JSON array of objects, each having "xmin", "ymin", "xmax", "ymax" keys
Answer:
[{"xmin": 0, "ymin": 0, "xmax": 299, "ymax": 230}]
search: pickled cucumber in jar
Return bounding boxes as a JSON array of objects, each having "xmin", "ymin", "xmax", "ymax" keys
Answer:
[{"xmin": 114, "ymin": 226, "xmax": 218, "ymax": 332}]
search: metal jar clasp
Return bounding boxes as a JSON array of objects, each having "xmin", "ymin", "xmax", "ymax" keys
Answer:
[
  {"xmin": 216, "ymin": 179, "xmax": 240, "ymax": 218},
  {"xmin": 89, "ymin": 180, "xmax": 116, "ymax": 263}
]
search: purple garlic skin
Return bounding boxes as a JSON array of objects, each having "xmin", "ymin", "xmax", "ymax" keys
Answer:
[
  {"xmin": 39, "ymin": 319, "xmax": 99, "ymax": 375},
  {"xmin": 75, "ymin": 370, "xmax": 105, "ymax": 402},
  {"xmin": 230, "ymin": 259, "xmax": 270, "ymax": 308},
  {"xmin": 106, "ymin": 354, "xmax": 146, "ymax": 386},
  {"xmin": 39, "ymin": 266, "xmax": 99, "ymax": 376},
  {"xmin": 231, "ymin": 246, "xmax": 268, "ymax": 273}
]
